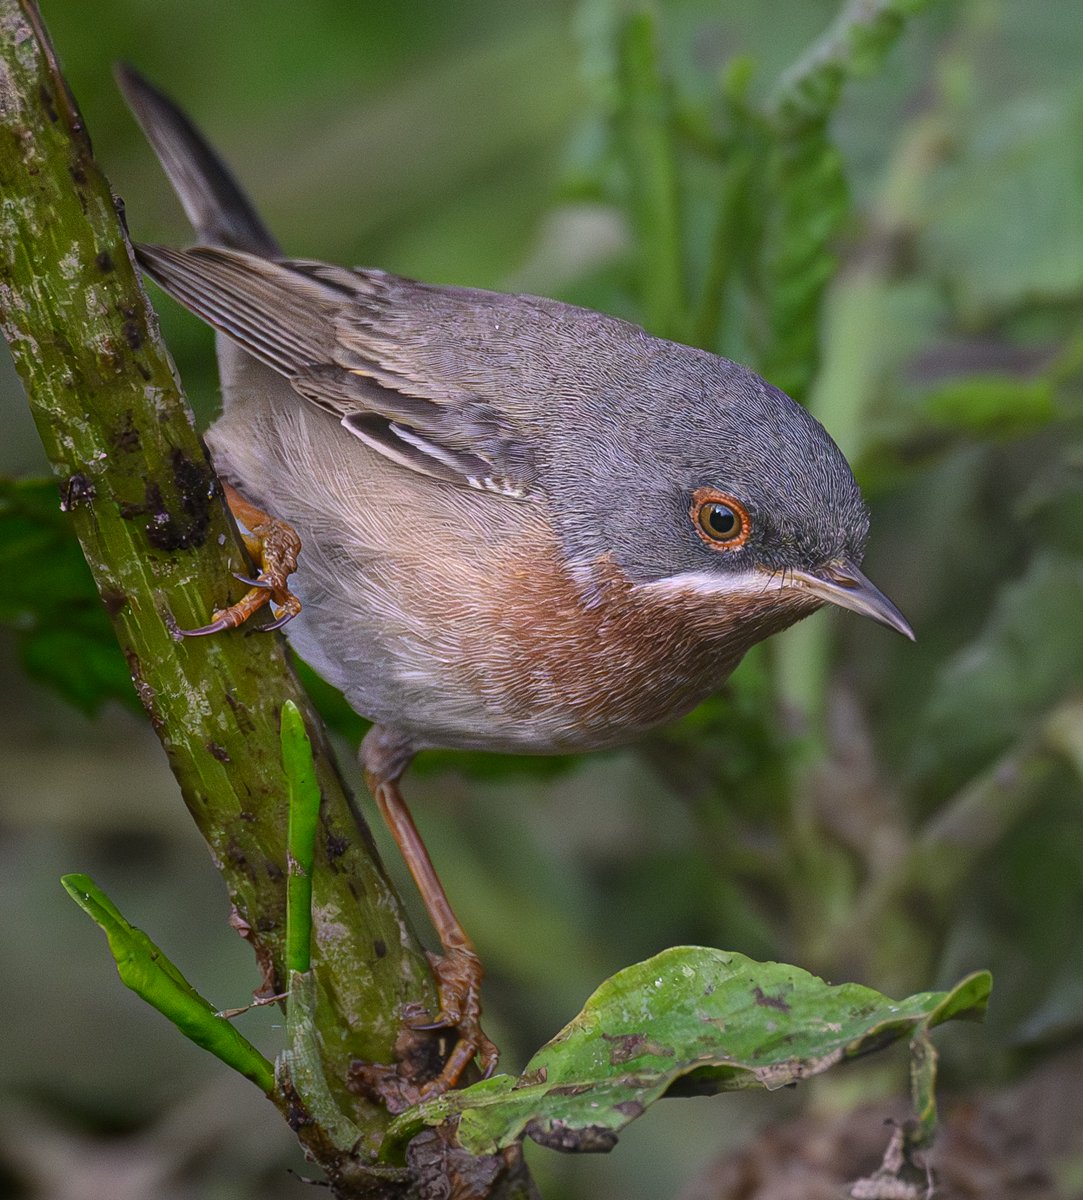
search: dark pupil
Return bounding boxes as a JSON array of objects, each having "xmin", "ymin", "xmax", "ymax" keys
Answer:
[{"xmin": 706, "ymin": 504, "xmax": 737, "ymax": 537}]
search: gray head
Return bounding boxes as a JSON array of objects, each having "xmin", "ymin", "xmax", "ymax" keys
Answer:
[{"xmin": 539, "ymin": 331, "xmax": 912, "ymax": 638}]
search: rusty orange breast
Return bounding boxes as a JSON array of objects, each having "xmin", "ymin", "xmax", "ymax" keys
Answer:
[{"xmin": 439, "ymin": 533, "xmax": 818, "ymax": 753}]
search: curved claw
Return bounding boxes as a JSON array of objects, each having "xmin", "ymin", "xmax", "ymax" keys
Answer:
[
  {"xmin": 407, "ymin": 1018, "xmax": 457, "ymax": 1033},
  {"xmin": 408, "ymin": 1024, "xmax": 501, "ymax": 1101},
  {"xmin": 262, "ymin": 606, "xmax": 299, "ymax": 632},
  {"xmin": 232, "ymin": 571, "xmax": 272, "ymax": 589},
  {"xmin": 404, "ymin": 1005, "xmax": 462, "ymax": 1032},
  {"xmin": 363, "ymin": 771, "xmax": 498, "ymax": 1099},
  {"xmin": 177, "ymin": 614, "xmax": 236, "ymax": 637}
]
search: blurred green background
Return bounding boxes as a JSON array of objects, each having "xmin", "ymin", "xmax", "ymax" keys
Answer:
[{"xmin": 3, "ymin": 1, "xmax": 1083, "ymax": 1197}]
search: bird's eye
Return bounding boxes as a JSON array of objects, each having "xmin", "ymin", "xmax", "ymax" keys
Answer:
[
  {"xmin": 691, "ymin": 488, "xmax": 751, "ymax": 550},
  {"xmin": 700, "ymin": 503, "xmax": 739, "ymax": 538}
]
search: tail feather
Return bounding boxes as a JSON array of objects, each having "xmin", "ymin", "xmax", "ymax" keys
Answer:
[{"xmin": 115, "ymin": 63, "xmax": 280, "ymax": 257}]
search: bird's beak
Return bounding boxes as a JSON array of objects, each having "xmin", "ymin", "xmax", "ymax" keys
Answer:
[{"xmin": 787, "ymin": 561, "xmax": 915, "ymax": 641}]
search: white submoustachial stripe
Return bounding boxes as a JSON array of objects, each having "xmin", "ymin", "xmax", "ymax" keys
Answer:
[{"xmin": 636, "ymin": 569, "xmax": 783, "ymax": 600}]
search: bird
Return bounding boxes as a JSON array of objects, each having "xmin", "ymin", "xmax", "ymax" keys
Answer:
[{"xmin": 116, "ymin": 65, "xmax": 913, "ymax": 1100}]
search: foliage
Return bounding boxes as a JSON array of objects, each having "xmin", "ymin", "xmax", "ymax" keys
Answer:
[
  {"xmin": 386, "ymin": 951, "xmax": 989, "ymax": 1159},
  {"xmin": 0, "ymin": 478, "xmax": 136, "ymax": 713},
  {"xmin": 55, "ymin": 686, "xmax": 990, "ymax": 1190},
  {"xmin": 0, "ymin": 2, "xmax": 433, "ymax": 1177},
  {"xmin": 4, "ymin": 0, "xmax": 1083, "ymax": 1197}
]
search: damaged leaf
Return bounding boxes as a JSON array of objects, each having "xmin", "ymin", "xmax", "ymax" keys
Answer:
[{"xmin": 385, "ymin": 947, "xmax": 990, "ymax": 1160}]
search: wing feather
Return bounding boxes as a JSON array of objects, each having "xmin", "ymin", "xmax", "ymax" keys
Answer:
[{"xmin": 137, "ymin": 244, "xmax": 536, "ymax": 498}]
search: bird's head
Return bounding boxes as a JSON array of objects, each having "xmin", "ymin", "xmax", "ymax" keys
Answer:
[{"xmin": 546, "ymin": 343, "xmax": 913, "ymax": 642}]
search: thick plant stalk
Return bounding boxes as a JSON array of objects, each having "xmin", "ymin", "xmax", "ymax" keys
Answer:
[{"xmin": 0, "ymin": 0, "xmax": 437, "ymax": 1168}]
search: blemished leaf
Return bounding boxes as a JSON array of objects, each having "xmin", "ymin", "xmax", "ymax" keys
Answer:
[
  {"xmin": 61, "ymin": 873, "xmax": 275, "ymax": 1094},
  {"xmin": 383, "ymin": 947, "xmax": 990, "ymax": 1159},
  {"xmin": 0, "ymin": 477, "xmax": 134, "ymax": 712}
]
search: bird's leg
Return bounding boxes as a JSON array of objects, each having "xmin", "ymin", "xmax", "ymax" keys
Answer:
[
  {"xmin": 361, "ymin": 726, "xmax": 499, "ymax": 1099},
  {"xmin": 180, "ymin": 483, "xmax": 302, "ymax": 636}
]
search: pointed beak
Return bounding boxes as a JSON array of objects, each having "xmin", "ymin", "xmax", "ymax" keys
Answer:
[{"xmin": 788, "ymin": 561, "xmax": 915, "ymax": 641}]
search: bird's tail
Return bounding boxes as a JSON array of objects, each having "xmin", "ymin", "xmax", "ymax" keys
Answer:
[{"xmin": 114, "ymin": 63, "xmax": 280, "ymax": 258}]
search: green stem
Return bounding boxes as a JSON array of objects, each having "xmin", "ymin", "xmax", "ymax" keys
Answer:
[
  {"xmin": 617, "ymin": 12, "xmax": 686, "ymax": 340},
  {"xmin": 691, "ymin": 145, "xmax": 754, "ymax": 352},
  {"xmin": 282, "ymin": 700, "xmax": 320, "ymax": 976},
  {"xmin": 769, "ymin": 0, "xmax": 936, "ymax": 134}
]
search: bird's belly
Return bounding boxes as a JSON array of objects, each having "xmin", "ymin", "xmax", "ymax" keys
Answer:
[
  {"xmin": 262, "ymin": 516, "xmax": 737, "ymax": 754},
  {"xmin": 323, "ymin": 542, "xmax": 795, "ymax": 756},
  {"xmin": 350, "ymin": 611, "xmax": 742, "ymax": 756}
]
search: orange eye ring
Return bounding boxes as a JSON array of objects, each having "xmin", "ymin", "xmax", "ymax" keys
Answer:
[{"xmin": 691, "ymin": 488, "xmax": 751, "ymax": 550}]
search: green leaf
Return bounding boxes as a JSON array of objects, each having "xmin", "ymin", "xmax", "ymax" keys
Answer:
[
  {"xmin": 913, "ymin": 551, "xmax": 1083, "ymax": 785},
  {"xmin": 281, "ymin": 700, "xmax": 320, "ymax": 977},
  {"xmin": 690, "ymin": 64, "xmax": 762, "ymax": 353},
  {"xmin": 384, "ymin": 947, "xmax": 991, "ymax": 1159},
  {"xmin": 61, "ymin": 873, "xmax": 275, "ymax": 1094},
  {"xmin": 753, "ymin": 0, "xmax": 935, "ymax": 401},
  {"xmin": 0, "ymin": 477, "xmax": 134, "ymax": 713},
  {"xmin": 923, "ymin": 375, "xmax": 1055, "ymax": 439},
  {"xmin": 769, "ymin": 0, "xmax": 933, "ymax": 135},
  {"xmin": 921, "ymin": 87, "xmax": 1083, "ymax": 322}
]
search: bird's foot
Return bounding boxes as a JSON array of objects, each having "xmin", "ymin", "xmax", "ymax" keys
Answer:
[
  {"xmin": 179, "ymin": 485, "xmax": 302, "ymax": 635},
  {"xmin": 404, "ymin": 946, "xmax": 500, "ymax": 1098},
  {"xmin": 348, "ymin": 947, "xmax": 499, "ymax": 1112}
]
